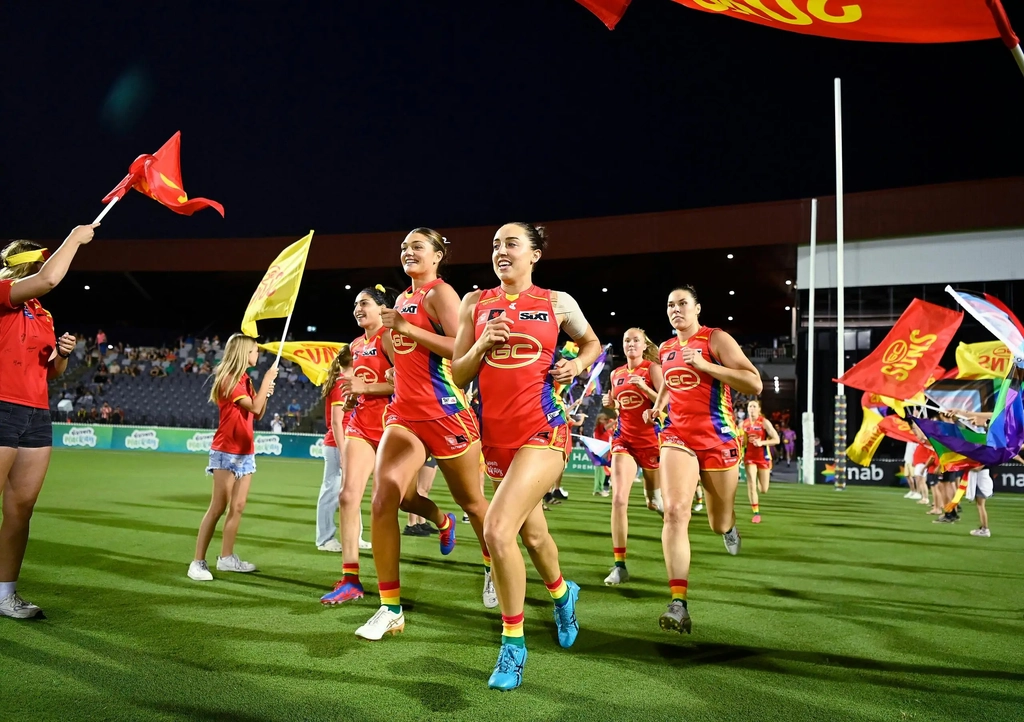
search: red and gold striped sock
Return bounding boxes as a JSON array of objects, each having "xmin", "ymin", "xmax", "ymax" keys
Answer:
[
  {"xmin": 438, "ymin": 514, "xmax": 452, "ymax": 532},
  {"xmin": 378, "ymin": 580, "xmax": 401, "ymax": 613},
  {"xmin": 501, "ymin": 612, "xmax": 525, "ymax": 648},
  {"xmin": 342, "ymin": 563, "xmax": 360, "ymax": 582},
  {"xmin": 751, "ymin": 503, "xmax": 760, "ymax": 515},
  {"xmin": 613, "ymin": 547, "xmax": 627, "ymax": 569},
  {"xmin": 546, "ymin": 575, "xmax": 569, "ymax": 607},
  {"xmin": 482, "ymin": 551, "xmax": 491, "ymax": 573},
  {"xmin": 669, "ymin": 578, "xmax": 688, "ymax": 604}
]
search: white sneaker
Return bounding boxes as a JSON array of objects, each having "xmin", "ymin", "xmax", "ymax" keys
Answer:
[
  {"xmin": 358, "ymin": 538, "xmax": 373, "ymax": 550},
  {"xmin": 604, "ymin": 566, "xmax": 629, "ymax": 585},
  {"xmin": 903, "ymin": 491, "xmax": 916, "ymax": 498},
  {"xmin": 462, "ymin": 513, "xmax": 470, "ymax": 523},
  {"xmin": 216, "ymin": 554, "xmax": 257, "ymax": 573},
  {"xmin": 0, "ymin": 592, "xmax": 42, "ymax": 619},
  {"xmin": 187, "ymin": 560, "xmax": 213, "ymax": 581},
  {"xmin": 722, "ymin": 527, "xmax": 742, "ymax": 556},
  {"xmin": 482, "ymin": 570, "xmax": 498, "ymax": 608},
  {"xmin": 908, "ymin": 492, "xmax": 922, "ymax": 500},
  {"xmin": 970, "ymin": 528, "xmax": 992, "ymax": 537},
  {"xmin": 355, "ymin": 605, "xmax": 405, "ymax": 640},
  {"xmin": 318, "ymin": 539, "xmax": 343, "ymax": 553},
  {"xmin": 693, "ymin": 503, "xmax": 704, "ymax": 513}
]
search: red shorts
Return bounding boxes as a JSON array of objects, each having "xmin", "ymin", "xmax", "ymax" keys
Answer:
[
  {"xmin": 611, "ymin": 436, "xmax": 660, "ymax": 470},
  {"xmin": 345, "ymin": 413, "xmax": 384, "ymax": 450},
  {"xmin": 660, "ymin": 429, "xmax": 740, "ymax": 471},
  {"xmin": 383, "ymin": 406, "xmax": 480, "ymax": 460},
  {"xmin": 483, "ymin": 424, "xmax": 572, "ymax": 482},
  {"xmin": 743, "ymin": 448, "xmax": 772, "ymax": 470}
]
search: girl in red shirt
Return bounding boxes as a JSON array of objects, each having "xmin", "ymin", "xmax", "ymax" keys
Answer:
[
  {"xmin": 188, "ymin": 334, "xmax": 277, "ymax": 582},
  {"xmin": 644, "ymin": 285, "xmax": 762, "ymax": 634},
  {"xmin": 741, "ymin": 399, "xmax": 779, "ymax": 524},
  {"xmin": 0, "ymin": 225, "xmax": 97, "ymax": 619}
]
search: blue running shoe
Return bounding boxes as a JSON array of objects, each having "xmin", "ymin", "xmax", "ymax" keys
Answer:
[
  {"xmin": 552, "ymin": 580, "xmax": 580, "ymax": 648},
  {"xmin": 320, "ymin": 579, "xmax": 364, "ymax": 605},
  {"xmin": 487, "ymin": 643, "xmax": 527, "ymax": 691},
  {"xmin": 438, "ymin": 513, "xmax": 457, "ymax": 555}
]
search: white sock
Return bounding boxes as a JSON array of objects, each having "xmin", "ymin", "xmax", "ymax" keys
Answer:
[
  {"xmin": 0, "ymin": 581, "xmax": 16, "ymax": 598},
  {"xmin": 651, "ymin": 488, "xmax": 664, "ymax": 513}
]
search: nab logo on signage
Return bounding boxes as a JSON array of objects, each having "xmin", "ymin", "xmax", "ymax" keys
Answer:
[
  {"xmin": 392, "ymin": 332, "xmax": 418, "ymax": 355},
  {"xmin": 1000, "ymin": 472, "xmax": 1024, "ymax": 488},
  {"xmin": 665, "ymin": 367, "xmax": 700, "ymax": 391},
  {"xmin": 518, "ymin": 310, "xmax": 549, "ymax": 322},
  {"xmin": 485, "ymin": 333, "xmax": 543, "ymax": 369}
]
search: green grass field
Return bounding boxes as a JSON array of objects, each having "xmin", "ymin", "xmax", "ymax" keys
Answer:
[{"xmin": 2, "ymin": 450, "xmax": 1023, "ymax": 721}]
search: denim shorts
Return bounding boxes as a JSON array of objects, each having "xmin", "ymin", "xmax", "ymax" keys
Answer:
[
  {"xmin": 206, "ymin": 450, "xmax": 257, "ymax": 478},
  {"xmin": 0, "ymin": 400, "xmax": 53, "ymax": 449}
]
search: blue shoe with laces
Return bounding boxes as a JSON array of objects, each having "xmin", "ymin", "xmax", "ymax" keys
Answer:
[
  {"xmin": 438, "ymin": 513, "xmax": 457, "ymax": 555},
  {"xmin": 552, "ymin": 580, "xmax": 580, "ymax": 648},
  {"xmin": 487, "ymin": 643, "xmax": 528, "ymax": 690}
]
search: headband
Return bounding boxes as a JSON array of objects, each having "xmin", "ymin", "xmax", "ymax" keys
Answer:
[
  {"xmin": 4, "ymin": 249, "xmax": 50, "ymax": 267},
  {"xmin": 375, "ymin": 284, "xmax": 386, "ymax": 293}
]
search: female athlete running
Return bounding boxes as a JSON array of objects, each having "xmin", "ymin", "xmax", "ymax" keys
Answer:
[{"xmin": 740, "ymin": 399, "xmax": 779, "ymax": 524}]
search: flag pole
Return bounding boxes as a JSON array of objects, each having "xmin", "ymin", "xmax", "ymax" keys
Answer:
[
  {"xmin": 274, "ymin": 309, "xmax": 294, "ymax": 367},
  {"xmin": 833, "ymin": 78, "xmax": 848, "ymax": 491},
  {"xmin": 92, "ymin": 196, "xmax": 119, "ymax": 225},
  {"xmin": 802, "ymin": 198, "xmax": 818, "ymax": 484}
]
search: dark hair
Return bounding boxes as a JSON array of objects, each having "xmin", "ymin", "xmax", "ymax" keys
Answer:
[
  {"xmin": 508, "ymin": 222, "xmax": 548, "ymax": 252},
  {"xmin": 407, "ymin": 227, "xmax": 450, "ymax": 269},
  {"xmin": 358, "ymin": 284, "xmax": 399, "ymax": 309},
  {"xmin": 671, "ymin": 284, "xmax": 699, "ymax": 304}
]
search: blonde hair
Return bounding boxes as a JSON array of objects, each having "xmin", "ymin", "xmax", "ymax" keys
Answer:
[
  {"xmin": 210, "ymin": 333, "xmax": 258, "ymax": 403},
  {"xmin": 626, "ymin": 327, "xmax": 660, "ymax": 364},
  {"xmin": 321, "ymin": 345, "xmax": 353, "ymax": 399},
  {"xmin": 0, "ymin": 240, "xmax": 44, "ymax": 281}
]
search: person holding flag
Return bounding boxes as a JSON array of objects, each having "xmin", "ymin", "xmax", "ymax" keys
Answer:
[
  {"xmin": 644, "ymin": 285, "xmax": 762, "ymax": 634},
  {"xmin": 0, "ymin": 223, "xmax": 97, "ymax": 619},
  {"xmin": 452, "ymin": 221, "xmax": 602, "ymax": 691},
  {"xmin": 354, "ymin": 229, "xmax": 495, "ymax": 642}
]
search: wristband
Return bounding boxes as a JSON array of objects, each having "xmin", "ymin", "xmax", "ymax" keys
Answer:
[{"xmin": 57, "ymin": 349, "xmax": 71, "ymax": 359}]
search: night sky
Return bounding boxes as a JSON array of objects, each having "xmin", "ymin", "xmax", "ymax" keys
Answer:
[{"xmin": 5, "ymin": 1, "xmax": 1024, "ymax": 243}]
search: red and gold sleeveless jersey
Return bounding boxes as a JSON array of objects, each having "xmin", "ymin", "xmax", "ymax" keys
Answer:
[
  {"xmin": 610, "ymin": 361, "xmax": 659, "ymax": 447},
  {"xmin": 389, "ymin": 278, "xmax": 468, "ymax": 421},
  {"xmin": 474, "ymin": 285, "xmax": 565, "ymax": 448},
  {"xmin": 350, "ymin": 326, "xmax": 392, "ymax": 428},
  {"xmin": 741, "ymin": 417, "xmax": 772, "ymax": 463},
  {"xmin": 659, "ymin": 327, "xmax": 739, "ymax": 450}
]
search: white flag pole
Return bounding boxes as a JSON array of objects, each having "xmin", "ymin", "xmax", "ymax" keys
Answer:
[
  {"xmin": 274, "ymin": 310, "xmax": 294, "ymax": 367},
  {"xmin": 833, "ymin": 78, "xmax": 848, "ymax": 491},
  {"xmin": 802, "ymin": 198, "xmax": 818, "ymax": 484},
  {"xmin": 92, "ymin": 196, "xmax": 119, "ymax": 225}
]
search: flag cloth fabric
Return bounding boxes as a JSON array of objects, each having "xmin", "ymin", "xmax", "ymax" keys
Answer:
[
  {"xmin": 241, "ymin": 232, "xmax": 313, "ymax": 338},
  {"xmin": 837, "ymin": 299, "xmax": 962, "ymax": 400},
  {"xmin": 578, "ymin": 0, "xmax": 1015, "ymax": 44},
  {"xmin": 102, "ymin": 132, "xmax": 224, "ymax": 217},
  {"xmin": 578, "ymin": 435, "xmax": 612, "ymax": 467},
  {"xmin": 258, "ymin": 341, "xmax": 347, "ymax": 386},
  {"xmin": 946, "ymin": 287, "xmax": 1024, "ymax": 363},
  {"xmin": 925, "ymin": 378, "xmax": 1002, "ymax": 414},
  {"xmin": 878, "ymin": 414, "xmax": 920, "ymax": 446},
  {"xmin": 955, "ymin": 341, "xmax": 1013, "ymax": 380},
  {"xmin": 846, "ymin": 405, "xmax": 885, "ymax": 466}
]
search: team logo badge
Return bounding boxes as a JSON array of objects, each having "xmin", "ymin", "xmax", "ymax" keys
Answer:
[
  {"xmin": 400, "ymin": 303, "xmax": 418, "ymax": 315},
  {"xmin": 485, "ymin": 333, "xmax": 543, "ymax": 369},
  {"xmin": 392, "ymin": 331, "xmax": 418, "ymax": 355},
  {"xmin": 665, "ymin": 367, "xmax": 700, "ymax": 391},
  {"xmin": 617, "ymin": 391, "xmax": 646, "ymax": 410},
  {"xmin": 355, "ymin": 367, "xmax": 379, "ymax": 384},
  {"xmin": 488, "ymin": 309, "xmax": 505, "ymax": 321},
  {"xmin": 518, "ymin": 310, "xmax": 549, "ymax": 322}
]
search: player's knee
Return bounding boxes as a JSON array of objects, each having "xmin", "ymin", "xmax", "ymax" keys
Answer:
[
  {"xmin": 483, "ymin": 514, "xmax": 514, "ymax": 551},
  {"xmin": 519, "ymin": 527, "xmax": 549, "ymax": 551},
  {"xmin": 228, "ymin": 499, "xmax": 247, "ymax": 517},
  {"xmin": 663, "ymin": 501, "xmax": 690, "ymax": 526}
]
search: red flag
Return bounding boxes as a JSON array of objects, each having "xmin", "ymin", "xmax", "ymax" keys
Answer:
[
  {"xmin": 837, "ymin": 299, "xmax": 962, "ymax": 400},
  {"xmin": 984, "ymin": 292, "xmax": 1024, "ymax": 338},
  {"xmin": 102, "ymin": 132, "xmax": 224, "ymax": 217},
  {"xmin": 878, "ymin": 414, "xmax": 919, "ymax": 445},
  {"xmin": 576, "ymin": 0, "xmax": 631, "ymax": 29}
]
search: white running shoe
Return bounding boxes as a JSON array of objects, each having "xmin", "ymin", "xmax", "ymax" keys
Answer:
[
  {"xmin": 970, "ymin": 528, "xmax": 992, "ymax": 537},
  {"xmin": 722, "ymin": 527, "xmax": 742, "ymax": 556},
  {"xmin": 693, "ymin": 503, "xmax": 704, "ymax": 513},
  {"xmin": 317, "ymin": 539, "xmax": 343, "ymax": 553},
  {"xmin": 187, "ymin": 559, "xmax": 214, "ymax": 581},
  {"xmin": 482, "ymin": 570, "xmax": 498, "ymax": 608},
  {"xmin": 908, "ymin": 492, "xmax": 922, "ymax": 500},
  {"xmin": 355, "ymin": 605, "xmax": 405, "ymax": 640},
  {"xmin": 216, "ymin": 554, "xmax": 257, "ymax": 573},
  {"xmin": 0, "ymin": 592, "xmax": 42, "ymax": 619},
  {"xmin": 604, "ymin": 566, "xmax": 629, "ymax": 585},
  {"xmin": 903, "ymin": 491, "xmax": 916, "ymax": 499},
  {"xmin": 462, "ymin": 513, "xmax": 470, "ymax": 523},
  {"xmin": 358, "ymin": 538, "xmax": 373, "ymax": 550}
]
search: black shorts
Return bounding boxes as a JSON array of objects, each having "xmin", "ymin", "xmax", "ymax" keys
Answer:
[
  {"xmin": 926, "ymin": 474, "xmax": 939, "ymax": 488},
  {"xmin": 0, "ymin": 400, "xmax": 53, "ymax": 449},
  {"xmin": 424, "ymin": 456, "xmax": 438, "ymax": 469}
]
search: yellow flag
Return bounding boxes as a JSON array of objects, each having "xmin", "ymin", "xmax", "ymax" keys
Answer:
[
  {"xmin": 846, "ymin": 406, "xmax": 885, "ymax": 466},
  {"xmin": 241, "ymin": 231, "xmax": 313, "ymax": 338},
  {"xmin": 955, "ymin": 341, "xmax": 1012, "ymax": 379},
  {"xmin": 258, "ymin": 341, "xmax": 347, "ymax": 386}
]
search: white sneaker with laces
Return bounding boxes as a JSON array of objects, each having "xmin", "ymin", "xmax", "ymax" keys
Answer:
[
  {"xmin": 903, "ymin": 491, "xmax": 916, "ymax": 498},
  {"xmin": 0, "ymin": 592, "xmax": 42, "ymax": 619},
  {"xmin": 462, "ymin": 513, "xmax": 470, "ymax": 523},
  {"xmin": 355, "ymin": 605, "xmax": 405, "ymax": 640},
  {"xmin": 216, "ymin": 554, "xmax": 257, "ymax": 573},
  {"xmin": 908, "ymin": 492, "xmax": 922, "ymax": 500},
  {"xmin": 722, "ymin": 527, "xmax": 742, "ymax": 556},
  {"xmin": 604, "ymin": 566, "xmax": 629, "ymax": 585},
  {"xmin": 188, "ymin": 560, "xmax": 214, "ymax": 581},
  {"xmin": 482, "ymin": 570, "xmax": 498, "ymax": 608},
  {"xmin": 970, "ymin": 528, "xmax": 992, "ymax": 537},
  {"xmin": 318, "ymin": 539, "xmax": 343, "ymax": 553},
  {"xmin": 358, "ymin": 538, "xmax": 373, "ymax": 550}
]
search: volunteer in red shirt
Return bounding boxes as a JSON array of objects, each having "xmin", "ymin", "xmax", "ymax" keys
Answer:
[
  {"xmin": 453, "ymin": 221, "xmax": 602, "ymax": 691},
  {"xmin": 188, "ymin": 334, "xmax": 277, "ymax": 582},
  {"xmin": 741, "ymin": 399, "xmax": 779, "ymax": 524},
  {"xmin": 644, "ymin": 285, "xmax": 762, "ymax": 635},
  {"xmin": 600, "ymin": 328, "xmax": 664, "ymax": 587},
  {"xmin": 0, "ymin": 224, "xmax": 97, "ymax": 620},
  {"xmin": 321, "ymin": 285, "xmax": 396, "ymax": 606},
  {"xmin": 355, "ymin": 229, "xmax": 492, "ymax": 642}
]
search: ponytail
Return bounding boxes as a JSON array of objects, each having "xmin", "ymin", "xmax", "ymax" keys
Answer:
[{"xmin": 320, "ymin": 345, "xmax": 353, "ymax": 399}]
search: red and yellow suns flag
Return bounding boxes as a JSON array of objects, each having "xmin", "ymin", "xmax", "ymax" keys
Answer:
[
  {"xmin": 846, "ymin": 405, "xmax": 885, "ymax": 466},
  {"xmin": 955, "ymin": 341, "xmax": 1013, "ymax": 380},
  {"xmin": 241, "ymin": 232, "xmax": 313, "ymax": 338},
  {"xmin": 837, "ymin": 300, "xmax": 961, "ymax": 400},
  {"xmin": 102, "ymin": 131, "xmax": 224, "ymax": 216},
  {"xmin": 258, "ymin": 341, "xmax": 346, "ymax": 386}
]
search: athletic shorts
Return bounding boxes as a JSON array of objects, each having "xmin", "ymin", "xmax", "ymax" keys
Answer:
[
  {"xmin": 207, "ymin": 450, "xmax": 256, "ymax": 479},
  {"xmin": 611, "ymin": 436, "xmax": 660, "ymax": 470},
  {"xmin": 913, "ymin": 463, "xmax": 927, "ymax": 477},
  {"xmin": 744, "ymin": 455, "xmax": 772, "ymax": 471},
  {"xmin": 0, "ymin": 400, "xmax": 52, "ymax": 449},
  {"xmin": 345, "ymin": 412, "xmax": 384, "ymax": 450},
  {"xmin": 383, "ymin": 406, "xmax": 479, "ymax": 460},
  {"xmin": 483, "ymin": 424, "xmax": 571, "ymax": 482},
  {"xmin": 966, "ymin": 468, "xmax": 993, "ymax": 500},
  {"xmin": 660, "ymin": 428, "xmax": 740, "ymax": 471},
  {"xmin": 926, "ymin": 473, "xmax": 939, "ymax": 488},
  {"xmin": 940, "ymin": 471, "xmax": 963, "ymax": 483}
]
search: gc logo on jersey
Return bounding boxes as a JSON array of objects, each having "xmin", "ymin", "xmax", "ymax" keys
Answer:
[
  {"xmin": 391, "ymin": 332, "xmax": 418, "ymax": 355},
  {"xmin": 485, "ymin": 333, "xmax": 543, "ymax": 369},
  {"xmin": 665, "ymin": 367, "xmax": 700, "ymax": 391},
  {"xmin": 518, "ymin": 310, "xmax": 549, "ymax": 322},
  {"xmin": 354, "ymin": 367, "xmax": 379, "ymax": 384},
  {"xmin": 617, "ymin": 391, "xmax": 646, "ymax": 410}
]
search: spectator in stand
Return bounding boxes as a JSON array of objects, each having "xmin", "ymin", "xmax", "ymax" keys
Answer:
[
  {"xmin": 286, "ymin": 398, "xmax": 302, "ymax": 426},
  {"xmin": 57, "ymin": 397, "xmax": 74, "ymax": 422},
  {"xmin": 112, "ymin": 407, "xmax": 124, "ymax": 424},
  {"xmin": 183, "ymin": 360, "xmax": 195, "ymax": 374},
  {"xmin": 88, "ymin": 407, "xmax": 99, "ymax": 422},
  {"xmin": 270, "ymin": 413, "xmax": 284, "ymax": 433},
  {"xmin": 93, "ymin": 364, "xmax": 109, "ymax": 389},
  {"xmin": 149, "ymin": 365, "xmax": 166, "ymax": 378},
  {"xmin": 199, "ymin": 361, "xmax": 212, "ymax": 375},
  {"xmin": 123, "ymin": 363, "xmax": 138, "ymax": 377},
  {"xmin": 77, "ymin": 390, "xmax": 94, "ymax": 406},
  {"xmin": 84, "ymin": 337, "xmax": 97, "ymax": 366},
  {"xmin": 96, "ymin": 329, "xmax": 107, "ymax": 353},
  {"xmin": 212, "ymin": 335, "xmax": 222, "ymax": 352},
  {"xmin": 108, "ymin": 360, "xmax": 120, "ymax": 375},
  {"xmin": 100, "ymin": 403, "xmax": 112, "ymax": 423}
]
